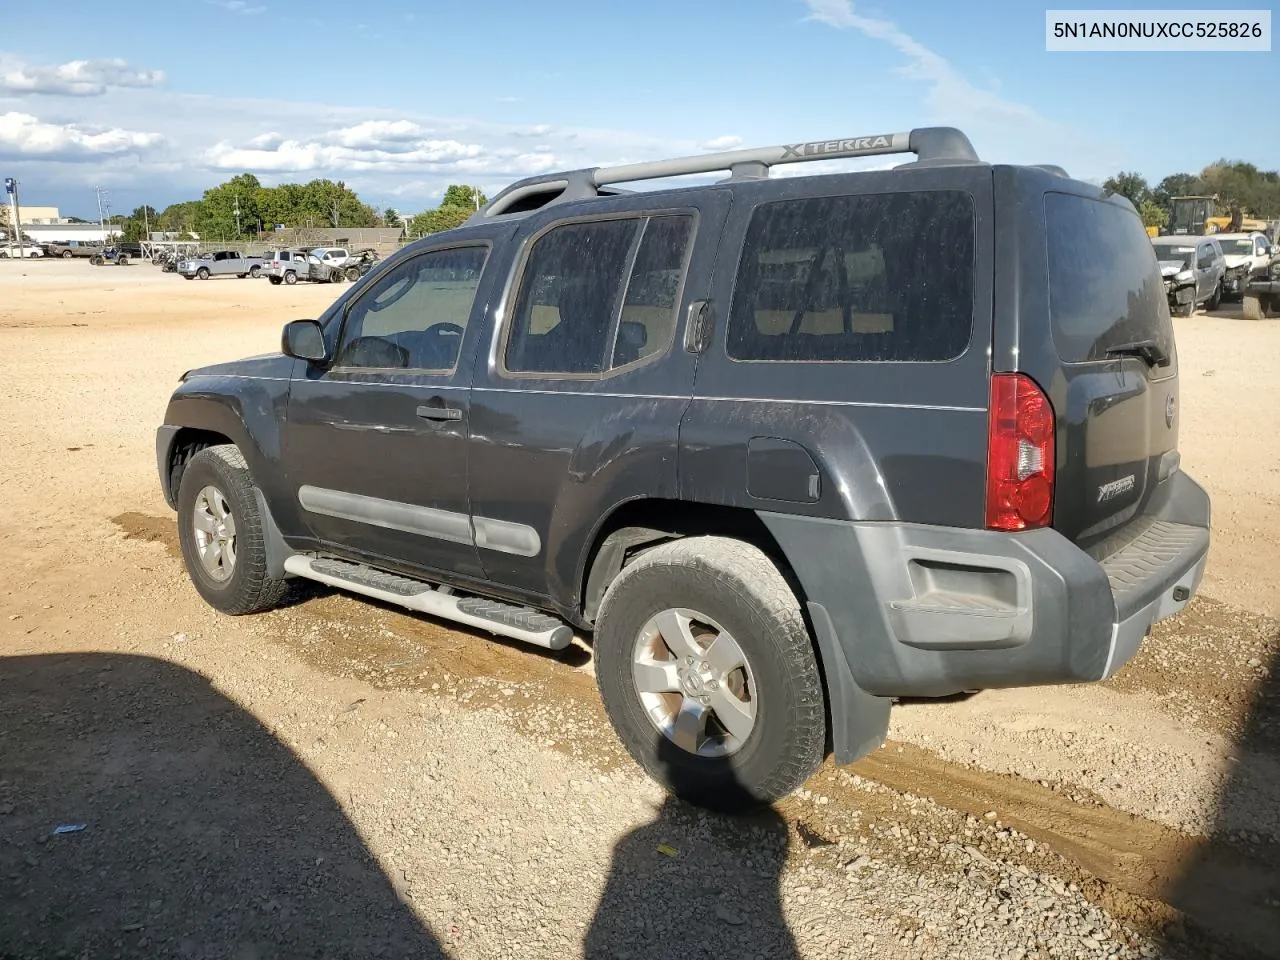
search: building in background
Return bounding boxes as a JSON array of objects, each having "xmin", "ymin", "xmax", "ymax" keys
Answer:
[{"xmin": 16, "ymin": 222, "xmax": 121, "ymax": 244}]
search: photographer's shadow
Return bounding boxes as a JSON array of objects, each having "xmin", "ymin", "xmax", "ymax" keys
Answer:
[
  {"xmin": 0, "ymin": 653, "xmax": 443, "ymax": 960},
  {"xmin": 585, "ymin": 737, "xmax": 799, "ymax": 960}
]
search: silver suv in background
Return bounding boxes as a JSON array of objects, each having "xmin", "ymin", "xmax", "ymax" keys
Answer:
[
  {"xmin": 264, "ymin": 249, "xmax": 310, "ymax": 285},
  {"xmin": 1151, "ymin": 236, "xmax": 1225, "ymax": 315}
]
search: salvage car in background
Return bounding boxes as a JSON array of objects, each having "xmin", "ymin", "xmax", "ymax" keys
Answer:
[
  {"xmin": 1151, "ymin": 236, "xmax": 1225, "ymax": 315},
  {"xmin": 1213, "ymin": 232, "xmax": 1275, "ymax": 300},
  {"xmin": 0, "ymin": 243, "xmax": 44, "ymax": 258}
]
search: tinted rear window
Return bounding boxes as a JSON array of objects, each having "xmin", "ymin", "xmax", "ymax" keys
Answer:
[
  {"xmin": 726, "ymin": 191, "xmax": 975, "ymax": 363},
  {"xmin": 1045, "ymin": 192, "xmax": 1175, "ymax": 367}
]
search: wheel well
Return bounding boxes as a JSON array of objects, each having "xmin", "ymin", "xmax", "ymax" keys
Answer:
[
  {"xmin": 579, "ymin": 499, "xmax": 799, "ymax": 624},
  {"xmin": 579, "ymin": 498, "xmax": 841, "ymax": 758},
  {"xmin": 167, "ymin": 428, "xmax": 234, "ymax": 501}
]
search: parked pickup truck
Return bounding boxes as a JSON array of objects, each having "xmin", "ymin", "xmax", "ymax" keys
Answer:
[
  {"xmin": 177, "ymin": 250, "xmax": 265, "ymax": 280},
  {"xmin": 42, "ymin": 240, "xmax": 102, "ymax": 259}
]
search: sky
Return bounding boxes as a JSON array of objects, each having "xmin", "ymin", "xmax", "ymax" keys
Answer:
[{"xmin": 0, "ymin": 0, "xmax": 1275, "ymax": 220}]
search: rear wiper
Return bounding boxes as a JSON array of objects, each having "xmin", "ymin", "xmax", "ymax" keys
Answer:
[{"xmin": 1106, "ymin": 339, "xmax": 1170, "ymax": 368}]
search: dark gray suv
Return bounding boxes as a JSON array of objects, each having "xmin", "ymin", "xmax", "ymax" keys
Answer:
[{"xmin": 155, "ymin": 128, "xmax": 1210, "ymax": 809}]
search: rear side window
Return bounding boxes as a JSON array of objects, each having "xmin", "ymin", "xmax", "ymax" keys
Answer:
[
  {"xmin": 726, "ymin": 191, "xmax": 975, "ymax": 363},
  {"xmin": 1045, "ymin": 192, "xmax": 1175, "ymax": 367},
  {"xmin": 503, "ymin": 214, "xmax": 695, "ymax": 376}
]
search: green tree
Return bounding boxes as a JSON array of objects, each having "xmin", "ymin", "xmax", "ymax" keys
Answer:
[
  {"xmin": 383, "ymin": 207, "xmax": 402, "ymax": 228},
  {"xmin": 407, "ymin": 205, "xmax": 472, "ymax": 237},
  {"xmin": 1137, "ymin": 198, "xmax": 1169, "ymax": 230},
  {"xmin": 441, "ymin": 185, "xmax": 487, "ymax": 211},
  {"xmin": 196, "ymin": 173, "xmax": 263, "ymax": 241},
  {"xmin": 297, "ymin": 179, "xmax": 379, "ymax": 228},
  {"xmin": 157, "ymin": 201, "xmax": 203, "ymax": 236},
  {"xmin": 1102, "ymin": 171, "xmax": 1150, "ymax": 209},
  {"xmin": 120, "ymin": 205, "xmax": 160, "ymax": 243},
  {"xmin": 1151, "ymin": 173, "xmax": 1201, "ymax": 208}
]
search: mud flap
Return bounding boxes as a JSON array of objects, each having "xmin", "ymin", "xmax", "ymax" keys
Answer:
[{"xmin": 807, "ymin": 601, "xmax": 892, "ymax": 764}]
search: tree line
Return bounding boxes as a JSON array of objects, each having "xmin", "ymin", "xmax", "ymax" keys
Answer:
[
  {"xmin": 1104, "ymin": 159, "xmax": 1280, "ymax": 230},
  {"xmin": 110, "ymin": 174, "xmax": 489, "ymax": 243}
]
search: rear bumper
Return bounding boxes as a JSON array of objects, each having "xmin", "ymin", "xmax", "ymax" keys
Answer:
[{"xmin": 761, "ymin": 470, "xmax": 1210, "ymax": 698}]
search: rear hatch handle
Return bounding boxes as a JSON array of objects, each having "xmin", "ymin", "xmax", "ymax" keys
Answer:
[{"xmin": 1105, "ymin": 339, "xmax": 1171, "ymax": 368}]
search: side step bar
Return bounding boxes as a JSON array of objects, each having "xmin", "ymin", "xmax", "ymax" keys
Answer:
[{"xmin": 283, "ymin": 555, "xmax": 574, "ymax": 651}]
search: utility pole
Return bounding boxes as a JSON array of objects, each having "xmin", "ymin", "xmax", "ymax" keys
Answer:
[
  {"xmin": 95, "ymin": 185, "xmax": 109, "ymax": 244},
  {"xmin": 3, "ymin": 177, "xmax": 19, "ymax": 258},
  {"xmin": 233, "ymin": 194, "xmax": 242, "ymax": 239}
]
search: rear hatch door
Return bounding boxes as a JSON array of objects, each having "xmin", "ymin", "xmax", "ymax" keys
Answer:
[{"xmin": 996, "ymin": 172, "xmax": 1179, "ymax": 545}]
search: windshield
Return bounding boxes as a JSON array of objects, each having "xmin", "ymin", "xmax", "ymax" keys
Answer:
[
  {"xmin": 1216, "ymin": 238, "xmax": 1253, "ymax": 257},
  {"xmin": 1151, "ymin": 243, "xmax": 1194, "ymax": 267}
]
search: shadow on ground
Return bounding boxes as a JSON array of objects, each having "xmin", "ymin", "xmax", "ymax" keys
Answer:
[
  {"xmin": 585, "ymin": 738, "xmax": 799, "ymax": 960},
  {"xmin": 0, "ymin": 653, "xmax": 443, "ymax": 960},
  {"xmin": 1165, "ymin": 630, "xmax": 1280, "ymax": 959}
]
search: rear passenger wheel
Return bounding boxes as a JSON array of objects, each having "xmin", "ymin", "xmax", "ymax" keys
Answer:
[
  {"xmin": 284, "ymin": 271, "xmax": 297, "ymax": 285},
  {"xmin": 593, "ymin": 537, "xmax": 826, "ymax": 811},
  {"xmin": 61, "ymin": 250, "xmax": 73, "ymax": 259},
  {"xmin": 269, "ymin": 276, "xmax": 282, "ymax": 285},
  {"xmin": 249, "ymin": 265, "xmax": 261, "ymax": 278},
  {"xmin": 176, "ymin": 445, "xmax": 288, "ymax": 616}
]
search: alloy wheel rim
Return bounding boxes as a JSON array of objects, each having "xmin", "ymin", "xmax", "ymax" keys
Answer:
[
  {"xmin": 631, "ymin": 608, "xmax": 758, "ymax": 758},
  {"xmin": 192, "ymin": 485, "xmax": 237, "ymax": 582}
]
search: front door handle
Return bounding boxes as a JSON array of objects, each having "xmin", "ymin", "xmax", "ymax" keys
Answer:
[{"xmin": 416, "ymin": 404, "xmax": 463, "ymax": 422}]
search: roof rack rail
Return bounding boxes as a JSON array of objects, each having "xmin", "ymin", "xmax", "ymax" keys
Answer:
[{"xmin": 470, "ymin": 126, "xmax": 978, "ymax": 223}]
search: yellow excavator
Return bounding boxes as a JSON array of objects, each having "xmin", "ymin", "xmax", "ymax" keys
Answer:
[{"xmin": 1161, "ymin": 195, "xmax": 1270, "ymax": 237}]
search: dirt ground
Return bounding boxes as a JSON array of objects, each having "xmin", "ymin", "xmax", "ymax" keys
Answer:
[{"xmin": 1, "ymin": 260, "xmax": 1277, "ymax": 959}]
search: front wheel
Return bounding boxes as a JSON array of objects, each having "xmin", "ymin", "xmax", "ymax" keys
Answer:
[
  {"xmin": 284, "ymin": 271, "xmax": 297, "ymax": 285},
  {"xmin": 1206, "ymin": 281, "xmax": 1222, "ymax": 312},
  {"xmin": 197, "ymin": 267, "xmax": 210, "ymax": 280},
  {"xmin": 176, "ymin": 445, "xmax": 289, "ymax": 615},
  {"xmin": 62, "ymin": 250, "xmax": 74, "ymax": 259},
  {"xmin": 593, "ymin": 537, "xmax": 827, "ymax": 811},
  {"xmin": 90, "ymin": 255, "xmax": 103, "ymax": 265},
  {"xmin": 344, "ymin": 266, "xmax": 361, "ymax": 282}
]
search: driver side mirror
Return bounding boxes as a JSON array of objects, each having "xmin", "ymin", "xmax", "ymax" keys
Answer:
[{"xmin": 281, "ymin": 319, "xmax": 327, "ymax": 363}]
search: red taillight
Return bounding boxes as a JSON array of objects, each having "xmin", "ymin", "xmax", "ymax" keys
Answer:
[{"xmin": 986, "ymin": 373, "xmax": 1055, "ymax": 531}]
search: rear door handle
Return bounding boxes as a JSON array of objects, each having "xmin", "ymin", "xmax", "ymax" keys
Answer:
[{"xmin": 416, "ymin": 405, "xmax": 463, "ymax": 422}]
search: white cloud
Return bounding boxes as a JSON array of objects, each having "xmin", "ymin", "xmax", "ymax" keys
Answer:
[
  {"xmin": 510, "ymin": 124, "xmax": 553, "ymax": 138},
  {"xmin": 801, "ymin": 0, "xmax": 1050, "ymax": 129},
  {"xmin": 796, "ymin": 0, "xmax": 1119, "ymax": 174},
  {"xmin": 700, "ymin": 135, "xmax": 742, "ymax": 151},
  {"xmin": 204, "ymin": 0, "xmax": 265, "ymax": 13},
  {"xmin": 0, "ymin": 57, "xmax": 164, "ymax": 96},
  {"xmin": 327, "ymin": 119, "xmax": 434, "ymax": 150},
  {"xmin": 0, "ymin": 112, "xmax": 164, "ymax": 159},
  {"xmin": 205, "ymin": 128, "xmax": 487, "ymax": 173}
]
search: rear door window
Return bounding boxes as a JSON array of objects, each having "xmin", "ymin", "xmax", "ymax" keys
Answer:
[
  {"xmin": 503, "ymin": 214, "xmax": 695, "ymax": 376},
  {"xmin": 725, "ymin": 191, "xmax": 975, "ymax": 362},
  {"xmin": 1045, "ymin": 192, "xmax": 1175, "ymax": 370}
]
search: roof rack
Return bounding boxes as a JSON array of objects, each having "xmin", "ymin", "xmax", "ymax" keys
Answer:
[{"xmin": 470, "ymin": 126, "xmax": 979, "ymax": 223}]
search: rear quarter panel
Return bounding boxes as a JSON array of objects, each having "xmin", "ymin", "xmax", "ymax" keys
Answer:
[{"xmin": 681, "ymin": 164, "xmax": 996, "ymax": 527}]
